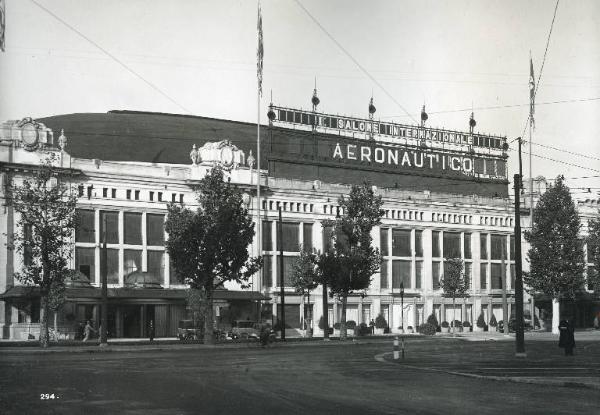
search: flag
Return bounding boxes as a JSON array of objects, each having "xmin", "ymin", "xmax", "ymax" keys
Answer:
[
  {"xmin": 529, "ymin": 57, "xmax": 535, "ymax": 127},
  {"xmin": 257, "ymin": 2, "xmax": 264, "ymax": 96},
  {"xmin": 0, "ymin": 0, "xmax": 6, "ymax": 52}
]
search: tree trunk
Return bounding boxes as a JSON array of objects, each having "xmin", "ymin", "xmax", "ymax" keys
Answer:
[
  {"xmin": 552, "ymin": 297, "xmax": 560, "ymax": 335},
  {"xmin": 302, "ymin": 293, "xmax": 306, "ymax": 338},
  {"xmin": 39, "ymin": 295, "xmax": 49, "ymax": 348},
  {"xmin": 340, "ymin": 294, "xmax": 348, "ymax": 340},
  {"xmin": 452, "ymin": 296, "xmax": 456, "ymax": 337},
  {"xmin": 203, "ymin": 289, "xmax": 215, "ymax": 345},
  {"xmin": 54, "ymin": 311, "xmax": 58, "ymax": 336}
]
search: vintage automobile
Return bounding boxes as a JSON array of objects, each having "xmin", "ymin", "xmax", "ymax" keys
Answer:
[
  {"xmin": 177, "ymin": 320, "xmax": 203, "ymax": 341},
  {"xmin": 231, "ymin": 320, "xmax": 260, "ymax": 339}
]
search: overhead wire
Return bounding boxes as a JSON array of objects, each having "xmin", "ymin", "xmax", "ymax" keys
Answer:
[
  {"xmin": 292, "ymin": 0, "xmax": 418, "ymax": 124},
  {"xmin": 28, "ymin": 0, "xmax": 192, "ymax": 115}
]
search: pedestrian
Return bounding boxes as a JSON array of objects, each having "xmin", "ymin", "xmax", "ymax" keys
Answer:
[
  {"xmin": 369, "ymin": 319, "xmax": 375, "ymax": 335},
  {"xmin": 558, "ymin": 319, "xmax": 575, "ymax": 356},
  {"xmin": 149, "ymin": 320, "xmax": 155, "ymax": 342},
  {"xmin": 593, "ymin": 315, "xmax": 599, "ymax": 330},
  {"xmin": 83, "ymin": 320, "xmax": 96, "ymax": 342}
]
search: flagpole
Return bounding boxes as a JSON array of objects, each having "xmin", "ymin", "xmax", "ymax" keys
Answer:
[
  {"xmin": 256, "ymin": 1, "xmax": 263, "ymax": 310},
  {"xmin": 528, "ymin": 54, "xmax": 535, "ymax": 326}
]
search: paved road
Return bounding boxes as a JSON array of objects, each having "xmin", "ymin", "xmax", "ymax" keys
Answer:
[{"xmin": 1, "ymin": 339, "xmax": 600, "ymax": 414}]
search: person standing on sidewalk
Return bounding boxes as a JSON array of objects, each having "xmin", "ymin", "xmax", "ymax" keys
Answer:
[
  {"xmin": 83, "ymin": 320, "xmax": 97, "ymax": 342},
  {"xmin": 149, "ymin": 320, "xmax": 155, "ymax": 342},
  {"xmin": 558, "ymin": 320, "xmax": 575, "ymax": 356}
]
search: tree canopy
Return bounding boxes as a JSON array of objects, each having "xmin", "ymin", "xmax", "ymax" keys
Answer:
[
  {"xmin": 165, "ymin": 166, "xmax": 262, "ymax": 343},
  {"xmin": 11, "ymin": 154, "xmax": 77, "ymax": 347},
  {"xmin": 587, "ymin": 210, "xmax": 600, "ymax": 295},
  {"xmin": 317, "ymin": 183, "xmax": 383, "ymax": 339},
  {"xmin": 524, "ymin": 175, "xmax": 585, "ymax": 299}
]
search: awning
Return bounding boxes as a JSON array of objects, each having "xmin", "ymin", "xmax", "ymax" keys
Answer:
[{"xmin": 0, "ymin": 286, "xmax": 270, "ymax": 302}]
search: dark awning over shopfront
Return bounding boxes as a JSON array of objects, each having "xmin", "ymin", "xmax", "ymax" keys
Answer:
[{"xmin": 0, "ymin": 286, "xmax": 270, "ymax": 302}]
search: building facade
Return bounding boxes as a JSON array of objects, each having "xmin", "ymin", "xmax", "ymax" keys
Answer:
[{"xmin": 0, "ymin": 105, "xmax": 597, "ymax": 340}]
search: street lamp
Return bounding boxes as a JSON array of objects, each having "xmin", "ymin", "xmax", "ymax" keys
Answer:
[{"xmin": 400, "ymin": 281, "xmax": 405, "ymax": 334}]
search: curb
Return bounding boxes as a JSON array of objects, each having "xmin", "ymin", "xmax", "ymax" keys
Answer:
[{"xmin": 375, "ymin": 352, "xmax": 600, "ymax": 391}]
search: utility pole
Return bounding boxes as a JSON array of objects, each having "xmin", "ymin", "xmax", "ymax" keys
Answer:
[
  {"xmin": 278, "ymin": 206, "xmax": 285, "ymax": 341},
  {"xmin": 100, "ymin": 213, "xmax": 108, "ymax": 347},
  {"xmin": 501, "ymin": 242, "xmax": 508, "ymax": 335},
  {"xmin": 514, "ymin": 138, "xmax": 526, "ymax": 356}
]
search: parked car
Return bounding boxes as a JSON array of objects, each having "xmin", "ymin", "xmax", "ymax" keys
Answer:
[
  {"xmin": 231, "ymin": 320, "xmax": 260, "ymax": 339},
  {"xmin": 177, "ymin": 320, "xmax": 203, "ymax": 341}
]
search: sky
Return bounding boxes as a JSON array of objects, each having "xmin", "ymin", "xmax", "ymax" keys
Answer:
[{"xmin": 1, "ymin": 0, "xmax": 599, "ymax": 194}]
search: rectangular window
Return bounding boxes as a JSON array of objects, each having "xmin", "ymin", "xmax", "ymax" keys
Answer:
[
  {"xmin": 491, "ymin": 263, "xmax": 503, "ymax": 289},
  {"xmin": 150, "ymin": 191, "xmax": 154, "ymax": 201},
  {"xmin": 588, "ymin": 266, "xmax": 597, "ymax": 291},
  {"xmin": 432, "ymin": 231, "xmax": 440, "ymax": 257},
  {"xmin": 147, "ymin": 251, "xmax": 165, "ymax": 285},
  {"xmin": 262, "ymin": 221, "xmax": 272, "ymax": 251},
  {"xmin": 380, "ymin": 228, "xmax": 389, "ymax": 256},
  {"xmin": 480, "ymin": 234, "xmax": 488, "ymax": 260},
  {"xmin": 134, "ymin": 190, "xmax": 140, "ymax": 200},
  {"xmin": 415, "ymin": 230, "xmax": 423, "ymax": 257},
  {"xmin": 392, "ymin": 229, "xmax": 411, "ymax": 257},
  {"xmin": 126, "ymin": 189, "xmax": 131, "ymax": 200},
  {"xmin": 510, "ymin": 235, "xmax": 515, "ymax": 260},
  {"xmin": 303, "ymin": 223, "xmax": 313, "ymax": 251},
  {"xmin": 323, "ymin": 225, "xmax": 334, "ymax": 252},
  {"xmin": 465, "ymin": 262, "xmax": 472, "ymax": 289},
  {"xmin": 262, "ymin": 255, "xmax": 272, "ymax": 288},
  {"xmin": 124, "ymin": 212, "xmax": 142, "ymax": 245},
  {"xmin": 105, "ymin": 248, "xmax": 119, "ymax": 284},
  {"xmin": 146, "ymin": 214, "xmax": 165, "ymax": 246},
  {"xmin": 100, "ymin": 211, "xmax": 119, "ymax": 244},
  {"xmin": 480, "ymin": 263, "xmax": 487, "ymax": 290},
  {"xmin": 23, "ymin": 224, "xmax": 33, "ymax": 266},
  {"xmin": 171, "ymin": 193, "xmax": 176, "ymax": 202},
  {"xmin": 278, "ymin": 222, "xmax": 300, "ymax": 252},
  {"xmin": 76, "ymin": 247, "xmax": 95, "ymax": 283},
  {"xmin": 111, "ymin": 189, "xmax": 116, "ymax": 198},
  {"xmin": 102, "ymin": 188, "xmax": 108, "ymax": 198},
  {"xmin": 179, "ymin": 194, "xmax": 184, "ymax": 204},
  {"xmin": 276, "ymin": 256, "xmax": 297, "ymax": 286},
  {"xmin": 464, "ymin": 233, "xmax": 471, "ymax": 259},
  {"xmin": 123, "ymin": 250, "xmax": 142, "ymax": 279},
  {"xmin": 432, "ymin": 261, "xmax": 441, "ymax": 290},
  {"xmin": 415, "ymin": 261, "xmax": 423, "ymax": 289},
  {"xmin": 511, "ymin": 264, "xmax": 516, "ymax": 289},
  {"xmin": 158, "ymin": 192, "xmax": 163, "ymax": 202},
  {"xmin": 491, "ymin": 234, "xmax": 505, "ymax": 260},
  {"xmin": 76, "ymin": 209, "xmax": 95, "ymax": 243},
  {"xmin": 392, "ymin": 260, "xmax": 411, "ymax": 289},
  {"xmin": 169, "ymin": 259, "xmax": 181, "ymax": 285},
  {"xmin": 380, "ymin": 260, "xmax": 388, "ymax": 289},
  {"xmin": 443, "ymin": 232, "xmax": 461, "ymax": 258}
]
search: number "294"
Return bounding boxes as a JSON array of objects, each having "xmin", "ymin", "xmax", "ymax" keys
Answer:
[{"xmin": 40, "ymin": 393, "xmax": 57, "ymax": 400}]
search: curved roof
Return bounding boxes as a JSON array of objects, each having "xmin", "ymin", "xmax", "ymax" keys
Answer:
[{"xmin": 38, "ymin": 110, "xmax": 269, "ymax": 165}]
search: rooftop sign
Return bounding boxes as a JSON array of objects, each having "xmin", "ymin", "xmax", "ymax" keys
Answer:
[{"xmin": 272, "ymin": 106, "xmax": 506, "ymax": 150}]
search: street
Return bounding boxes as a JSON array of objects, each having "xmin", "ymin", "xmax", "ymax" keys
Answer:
[{"xmin": 2, "ymin": 338, "xmax": 600, "ymax": 414}]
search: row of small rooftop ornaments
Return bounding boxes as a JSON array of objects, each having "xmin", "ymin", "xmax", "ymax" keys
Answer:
[{"xmin": 265, "ymin": 88, "xmax": 478, "ymax": 134}]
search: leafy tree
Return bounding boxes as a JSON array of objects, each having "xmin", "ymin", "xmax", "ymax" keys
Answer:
[
  {"xmin": 524, "ymin": 175, "xmax": 585, "ymax": 332},
  {"xmin": 374, "ymin": 313, "xmax": 387, "ymax": 329},
  {"xmin": 439, "ymin": 257, "xmax": 468, "ymax": 336},
  {"xmin": 165, "ymin": 167, "xmax": 262, "ymax": 344},
  {"xmin": 587, "ymin": 210, "xmax": 600, "ymax": 295},
  {"xmin": 426, "ymin": 313, "xmax": 439, "ymax": 329},
  {"xmin": 316, "ymin": 183, "xmax": 384, "ymax": 340},
  {"xmin": 290, "ymin": 248, "xmax": 319, "ymax": 335},
  {"xmin": 10, "ymin": 154, "xmax": 77, "ymax": 347}
]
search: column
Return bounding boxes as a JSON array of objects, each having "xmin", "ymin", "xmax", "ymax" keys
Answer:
[{"xmin": 94, "ymin": 210, "xmax": 100, "ymax": 286}]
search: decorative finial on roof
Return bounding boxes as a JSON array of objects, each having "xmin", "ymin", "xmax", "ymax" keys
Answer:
[
  {"xmin": 247, "ymin": 149, "xmax": 256, "ymax": 169},
  {"xmin": 420, "ymin": 105, "xmax": 428, "ymax": 127},
  {"xmin": 190, "ymin": 144, "xmax": 200, "ymax": 165},
  {"xmin": 368, "ymin": 97, "xmax": 376, "ymax": 115},
  {"xmin": 312, "ymin": 78, "xmax": 320, "ymax": 108},
  {"xmin": 58, "ymin": 129, "xmax": 67, "ymax": 150},
  {"xmin": 469, "ymin": 111, "xmax": 476, "ymax": 133}
]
